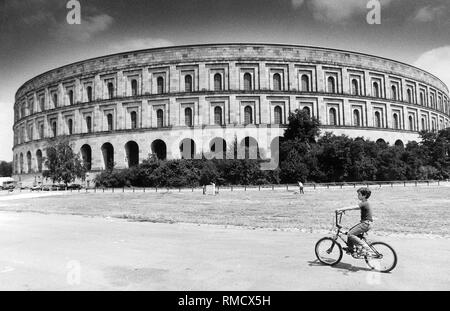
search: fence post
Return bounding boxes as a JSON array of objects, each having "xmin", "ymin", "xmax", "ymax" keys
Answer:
[
  {"xmin": 272, "ymin": 185, "xmax": 274, "ymax": 191},
  {"xmin": 286, "ymin": 185, "xmax": 288, "ymax": 191},
  {"xmin": 112, "ymin": 187, "xmax": 114, "ymax": 193},
  {"xmin": 143, "ymin": 187, "xmax": 145, "ymax": 193},
  {"xmin": 314, "ymin": 184, "xmax": 316, "ymax": 190},
  {"xmin": 438, "ymin": 180, "xmax": 440, "ymax": 186},
  {"xmin": 404, "ymin": 182, "xmax": 406, "ymax": 187},
  {"xmin": 244, "ymin": 185, "xmax": 247, "ymax": 191},
  {"xmin": 123, "ymin": 187, "xmax": 125, "ymax": 192},
  {"xmin": 415, "ymin": 181, "xmax": 417, "ymax": 187},
  {"xmin": 133, "ymin": 188, "xmax": 135, "ymax": 193},
  {"xmin": 156, "ymin": 187, "xmax": 158, "ymax": 192},
  {"xmin": 259, "ymin": 185, "xmax": 261, "ymax": 191},
  {"xmin": 340, "ymin": 184, "xmax": 343, "ymax": 189},
  {"xmin": 231, "ymin": 185, "xmax": 233, "ymax": 191}
]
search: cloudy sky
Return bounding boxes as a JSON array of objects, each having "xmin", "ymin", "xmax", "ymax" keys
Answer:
[{"xmin": 0, "ymin": 0, "xmax": 449, "ymax": 162}]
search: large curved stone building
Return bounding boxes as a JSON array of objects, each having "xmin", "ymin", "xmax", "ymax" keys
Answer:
[{"xmin": 12, "ymin": 43, "xmax": 450, "ymax": 184}]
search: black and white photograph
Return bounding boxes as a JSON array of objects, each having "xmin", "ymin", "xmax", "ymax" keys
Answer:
[{"xmin": 0, "ymin": 0, "xmax": 449, "ymax": 296}]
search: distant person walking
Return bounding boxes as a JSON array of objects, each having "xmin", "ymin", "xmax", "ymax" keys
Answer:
[{"xmin": 298, "ymin": 181, "xmax": 304, "ymax": 194}]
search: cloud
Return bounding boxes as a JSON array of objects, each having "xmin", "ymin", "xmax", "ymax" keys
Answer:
[
  {"xmin": 108, "ymin": 38, "xmax": 174, "ymax": 53},
  {"xmin": 305, "ymin": 0, "xmax": 393, "ymax": 24},
  {"xmin": 414, "ymin": 46, "xmax": 450, "ymax": 90},
  {"xmin": 411, "ymin": 5, "xmax": 447, "ymax": 23},
  {"xmin": 53, "ymin": 14, "xmax": 114, "ymax": 42},
  {"xmin": 291, "ymin": 0, "xmax": 305, "ymax": 10}
]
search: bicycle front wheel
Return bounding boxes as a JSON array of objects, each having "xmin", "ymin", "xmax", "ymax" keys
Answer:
[
  {"xmin": 315, "ymin": 237, "xmax": 343, "ymax": 266},
  {"xmin": 365, "ymin": 241, "xmax": 397, "ymax": 273}
]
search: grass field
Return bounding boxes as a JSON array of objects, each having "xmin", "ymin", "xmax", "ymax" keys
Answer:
[{"xmin": 0, "ymin": 186, "xmax": 449, "ymax": 236}]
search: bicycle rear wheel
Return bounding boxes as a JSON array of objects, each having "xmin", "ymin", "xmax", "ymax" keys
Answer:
[
  {"xmin": 365, "ymin": 241, "xmax": 397, "ymax": 273},
  {"xmin": 315, "ymin": 237, "xmax": 343, "ymax": 266}
]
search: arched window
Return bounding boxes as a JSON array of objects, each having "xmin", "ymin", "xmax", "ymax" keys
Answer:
[
  {"xmin": 107, "ymin": 114, "xmax": 113, "ymax": 131},
  {"xmin": 329, "ymin": 108, "xmax": 337, "ymax": 126},
  {"xmin": 273, "ymin": 73, "xmax": 282, "ymax": 91},
  {"xmin": 214, "ymin": 106, "xmax": 223, "ymax": 125},
  {"xmin": 39, "ymin": 123, "xmax": 44, "ymax": 139},
  {"xmin": 407, "ymin": 89, "xmax": 413, "ymax": 103},
  {"xmin": 131, "ymin": 79, "xmax": 138, "ymax": 96},
  {"xmin": 68, "ymin": 119, "xmax": 73, "ymax": 135},
  {"xmin": 327, "ymin": 76, "xmax": 336, "ymax": 93},
  {"xmin": 421, "ymin": 118, "xmax": 426, "ymax": 131},
  {"xmin": 374, "ymin": 111, "xmax": 381, "ymax": 128},
  {"xmin": 185, "ymin": 75, "xmax": 193, "ymax": 92},
  {"xmin": 39, "ymin": 97, "xmax": 45, "ymax": 111},
  {"xmin": 157, "ymin": 77, "xmax": 164, "ymax": 94},
  {"xmin": 107, "ymin": 82, "xmax": 114, "ymax": 99},
  {"xmin": 185, "ymin": 108, "xmax": 193, "ymax": 127},
  {"xmin": 36, "ymin": 150, "xmax": 43, "ymax": 173},
  {"xmin": 214, "ymin": 74, "xmax": 222, "ymax": 91},
  {"xmin": 351, "ymin": 79, "xmax": 359, "ymax": 96},
  {"xmin": 68, "ymin": 90, "xmax": 74, "ymax": 105},
  {"xmin": 302, "ymin": 107, "xmax": 311, "ymax": 117},
  {"xmin": 391, "ymin": 85, "xmax": 397, "ymax": 100},
  {"xmin": 393, "ymin": 113, "xmax": 399, "ymax": 129},
  {"xmin": 420, "ymin": 92, "xmax": 425, "ymax": 106},
  {"xmin": 353, "ymin": 110, "xmax": 361, "ymax": 126},
  {"xmin": 244, "ymin": 106, "xmax": 253, "ymax": 125},
  {"xmin": 130, "ymin": 111, "xmax": 137, "ymax": 129},
  {"xmin": 157, "ymin": 109, "xmax": 164, "ymax": 128},
  {"xmin": 244, "ymin": 73, "xmax": 252, "ymax": 91},
  {"xmin": 52, "ymin": 121, "xmax": 57, "ymax": 137},
  {"xmin": 432, "ymin": 120, "xmax": 436, "ymax": 132},
  {"xmin": 86, "ymin": 116, "xmax": 92, "ymax": 133},
  {"xmin": 274, "ymin": 106, "xmax": 282, "ymax": 124},
  {"xmin": 53, "ymin": 94, "xmax": 58, "ymax": 107},
  {"xmin": 86, "ymin": 86, "xmax": 93, "ymax": 102},
  {"xmin": 409, "ymin": 116, "xmax": 414, "ymax": 131},
  {"xmin": 373, "ymin": 82, "xmax": 380, "ymax": 98},
  {"xmin": 301, "ymin": 75, "xmax": 310, "ymax": 92}
]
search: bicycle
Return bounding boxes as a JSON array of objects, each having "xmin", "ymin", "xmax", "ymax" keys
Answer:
[{"xmin": 314, "ymin": 210, "xmax": 397, "ymax": 273}]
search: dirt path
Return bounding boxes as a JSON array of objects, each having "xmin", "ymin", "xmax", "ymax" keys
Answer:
[{"xmin": 0, "ymin": 211, "xmax": 448, "ymax": 290}]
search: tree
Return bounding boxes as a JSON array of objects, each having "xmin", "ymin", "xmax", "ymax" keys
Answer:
[
  {"xmin": 0, "ymin": 161, "xmax": 13, "ymax": 177},
  {"xmin": 283, "ymin": 109, "xmax": 321, "ymax": 143},
  {"xmin": 43, "ymin": 138, "xmax": 86, "ymax": 185}
]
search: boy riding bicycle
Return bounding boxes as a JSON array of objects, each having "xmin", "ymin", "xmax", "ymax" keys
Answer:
[{"xmin": 336, "ymin": 187, "xmax": 373, "ymax": 256}]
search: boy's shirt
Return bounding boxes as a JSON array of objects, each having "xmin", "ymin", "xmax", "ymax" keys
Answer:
[{"xmin": 358, "ymin": 201, "xmax": 373, "ymax": 222}]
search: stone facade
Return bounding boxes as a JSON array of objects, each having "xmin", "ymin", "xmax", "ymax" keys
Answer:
[{"xmin": 12, "ymin": 44, "xmax": 450, "ymax": 184}]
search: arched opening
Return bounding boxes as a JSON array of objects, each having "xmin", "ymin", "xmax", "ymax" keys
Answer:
[
  {"xmin": 151, "ymin": 139, "xmax": 167, "ymax": 160},
  {"xmin": 80, "ymin": 144, "xmax": 92, "ymax": 171},
  {"xmin": 86, "ymin": 116, "xmax": 92, "ymax": 133},
  {"xmin": 274, "ymin": 106, "xmax": 282, "ymax": 124},
  {"xmin": 409, "ymin": 116, "xmax": 414, "ymax": 131},
  {"xmin": 107, "ymin": 113, "xmax": 113, "ymax": 131},
  {"xmin": 373, "ymin": 82, "xmax": 380, "ymax": 98},
  {"xmin": 185, "ymin": 75, "xmax": 193, "ymax": 92},
  {"xmin": 244, "ymin": 106, "xmax": 253, "ymax": 125},
  {"xmin": 421, "ymin": 118, "xmax": 426, "ymax": 131},
  {"xmin": 374, "ymin": 111, "xmax": 382, "ymax": 128},
  {"xmin": 156, "ymin": 109, "xmax": 164, "ymax": 127},
  {"xmin": 327, "ymin": 76, "xmax": 336, "ymax": 93},
  {"xmin": 329, "ymin": 108, "xmax": 337, "ymax": 126},
  {"xmin": 302, "ymin": 106, "xmax": 311, "ymax": 117},
  {"xmin": 68, "ymin": 119, "xmax": 73, "ymax": 135},
  {"xmin": 210, "ymin": 137, "xmax": 227, "ymax": 159},
  {"xmin": 36, "ymin": 149, "xmax": 43, "ymax": 173},
  {"xmin": 27, "ymin": 151, "xmax": 32, "ymax": 173},
  {"xmin": 353, "ymin": 110, "xmax": 361, "ymax": 127},
  {"xmin": 101, "ymin": 143, "xmax": 114, "ymax": 170},
  {"xmin": 68, "ymin": 90, "xmax": 74, "ymax": 105},
  {"xmin": 393, "ymin": 113, "xmax": 399, "ymax": 129},
  {"xmin": 180, "ymin": 138, "xmax": 196, "ymax": 159},
  {"xmin": 240, "ymin": 137, "xmax": 259, "ymax": 160},
  {"xmin": 420, "ymin": 93, "xmax": 425, "ymax": 106},
  {"xmin": 157, "ymin": 77, "xmax": 164, "ymax": 94},
  {"xmin": 214, "ymin": 73, "xmax": 222, "ymax": 91},
  {"xmin": 270, "ymin": 137, "xmax": 282, "ymax": 163},
  {"xmin": 351, "ymin": 79, "xmax": 359, "ymax": 95},
  {"xmin": 125, "ymin": 141, "xmax": 139, "ymax": 168},
  {"xmin": 52, "ymin": 121, "xmax": 57, "ymax": 137},
  {"xmin": 243, "ymin": 73, "xmax": 252, "ymax": 91},
  {"xmin": 301, "ymin": 75, "xmax": 310, "ymax": 92},
  {"xmin": 273, "ymin": 73, "xmax": 282, "ymax": 91},
  {"xmin": 130, "ymin": 111, "xmax": 137, "ymax": 129},
  {"xmin": 185, "ymin": 107, "xmax": 193, "ymax": 127},
  {"xmin": 53, "ymin": 94, "xmax": 58, "ymax": 107},
  {"xmin": 107, "ymin": 82, "xmax": 114, "ymax": 99},
  {"xmin": 214, "ymin": 106, "xmax": 223, "ymax": 125},
  {"xmin": 87, "ymin": 86, "xmax": 93, "ymax": 102},
  {"xmin": 391, "ymin": 85, "xmax": 397, "ymax": 100},
  {"xmin": 395, "ymin": 140, "xmax": 404, "ymax": 148},
  {"xmin": 19, "ymin": 153, "xmax": 24, "ymax": 174},
  {"xmin": 131, "ymin": 79, "xmax": 138, "ymax": 96},
  {"xmin": 407, "ymin": 89, "xmax": 413, "ymax": 103},
  {"xmin": 40, "ymin": 97, "xmax": 45, "ymax": 111},
  {"xmin": 376, "ymin": 138, "xmax": 387, "ymax": 146}
]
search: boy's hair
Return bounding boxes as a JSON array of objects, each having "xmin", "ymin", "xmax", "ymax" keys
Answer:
[{"xmin": 357, "ymin": 187, "xmax": 371, "ymax": 199}]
